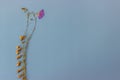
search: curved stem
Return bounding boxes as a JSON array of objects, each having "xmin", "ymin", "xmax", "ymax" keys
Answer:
[
  {"xmin": 22, "ymin": 13, "xmax": 37, "ymax": 80},
  {"xmin": 24, "ymin": 12, "xmax": 30, "ymax": 35}
]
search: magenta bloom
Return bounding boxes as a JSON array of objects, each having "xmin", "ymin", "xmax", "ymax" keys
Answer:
[{"xmin": 38, "ymin": 9, "xmax": 45, "ymax": 19}]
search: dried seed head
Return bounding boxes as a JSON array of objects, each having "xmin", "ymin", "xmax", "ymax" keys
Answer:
[
  {"xmin": 16, "ymin": 50, "xmax": 20, "ymax": 55},
  {"xmin": 16, "ymin": 45, "xmax": 22, "ymax": 51},
  {"xmin": 19, "ymin": 35, "xmax": 26, "ymax": 41},
  {"xmin": 17, "ymin": 47, "xmax": 22, "ymax": 51},
  {"xmin": 17, "ymin": 68, "xmax": 23, "ymax": 73},
  {"xmin": 16, "ymin": 46, "xmax": 21, "ymax": 49},
  {"xmin": 16, "ymin": 55, "xmax": 22, "ymax": 59},
  {"xmin": 16, "ymin": 61, "xmax": 21, "ymax": 66}
]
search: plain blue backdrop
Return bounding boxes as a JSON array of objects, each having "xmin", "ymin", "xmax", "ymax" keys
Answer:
[{"xmin": 0, "ymin": 0, "xmax": 120, "ymax": 80}]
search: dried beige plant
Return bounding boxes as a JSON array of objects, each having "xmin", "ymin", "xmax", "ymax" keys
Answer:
[{"xmin": 16, "ymin": 8, "xmax": 45, "ymax": 80}]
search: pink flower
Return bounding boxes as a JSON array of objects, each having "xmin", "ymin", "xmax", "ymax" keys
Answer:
[{"xmin": 38, "ymin": 9, "xmax": 45, "ymax": 19}]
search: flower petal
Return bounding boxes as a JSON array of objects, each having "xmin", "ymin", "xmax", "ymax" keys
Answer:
[{"xmin": 38, "ymin": 9, "xmax": 45, "ymax": 19}]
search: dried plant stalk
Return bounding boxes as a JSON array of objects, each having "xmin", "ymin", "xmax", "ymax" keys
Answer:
[
  {"xmin": 16, "ymin": 7, "xmax": 44, "ymax": 80},
  {"xmin": 16, "ymin": 10, "xmax": 37, "ymax": 80}
]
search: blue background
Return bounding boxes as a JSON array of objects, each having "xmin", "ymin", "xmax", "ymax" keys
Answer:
[{"xmin": 0, "ymin": 0, "xmax": 120, "ymax": 80}]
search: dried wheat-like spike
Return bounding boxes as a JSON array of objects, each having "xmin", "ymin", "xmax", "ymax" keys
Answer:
[
  {"xmin": 16, "ymin": 61, "xmax": 22, "ymax": 66},
  {"xmin": 16, "ymin": 8, "xmax": 44, "ymax": 80},
  {"xmin": 16, "ymin": 55, "xmax": 22, "ymax": 59}
]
